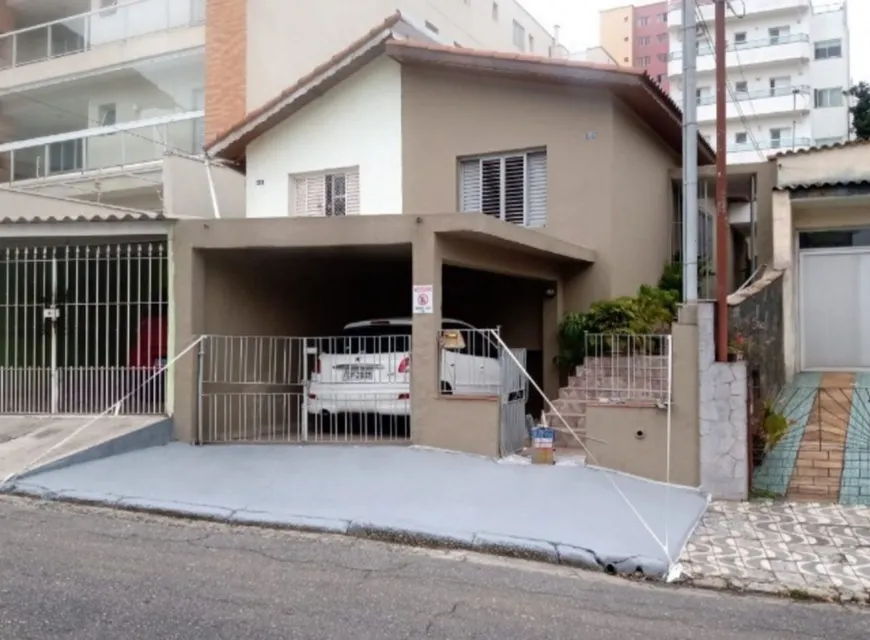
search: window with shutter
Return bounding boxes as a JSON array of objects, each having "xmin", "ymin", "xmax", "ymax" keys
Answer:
[
  {"xmin": 459, "ymin": 151, "xmax": 547, "ymax": 228},
  {"xmin": 291, "ymin": 168, "xmax": 360, "ymax": 216}
]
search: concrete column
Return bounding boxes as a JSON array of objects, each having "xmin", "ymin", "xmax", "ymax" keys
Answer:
[
  {"xmin": 771, "ymin": 191, "xmax": 796, "ymax": 380},
  {"xmin": 541, "ymin": 277, "xmax": 562, "ymax": 400},
  {"xmin": 170, "ymin": 232, "xmax": 205, "ymax": 443},
  {"xmin": 410, "ymin": 226, "xmax": 442, "ymax": 447}
]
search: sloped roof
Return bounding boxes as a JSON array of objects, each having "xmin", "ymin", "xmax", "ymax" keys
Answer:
[
  {"xmin": 0, "ymin": 189, "xmax": 168, "ymax": 224},
  {"xmin": 206, "ymin": 12, "xmax": 716, "ymax": 165},
  {"xmin": 772, "ymin": 137, "xmax": 870, "ymax": 158},
  {"xmin": 774, "ymin": 179, "xmax": 870, "ymax": 192}
]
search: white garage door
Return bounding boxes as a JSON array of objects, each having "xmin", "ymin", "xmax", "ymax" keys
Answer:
[{"xmin": 800, "ymin": 249, "xmax": 870, "ymax": 369}]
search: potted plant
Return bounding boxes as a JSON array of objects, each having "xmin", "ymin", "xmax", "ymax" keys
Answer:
[{"xmin": 728, "ymin": 333, "xmax": 747, "ymax": 361}]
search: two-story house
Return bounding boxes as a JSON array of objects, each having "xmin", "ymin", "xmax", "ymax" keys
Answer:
[{"xmin": 165, "ymin": 13, "xmax": 714, "ymax": 459}]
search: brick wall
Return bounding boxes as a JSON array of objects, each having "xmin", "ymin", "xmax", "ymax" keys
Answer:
[{"xmin": 205, "ymin": 0, "xmax": 247, "ymax": 143}]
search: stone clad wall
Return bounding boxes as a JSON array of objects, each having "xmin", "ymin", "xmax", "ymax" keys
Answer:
[{"xmin": 728, "ymin": 269, "xmax": 785, "ymax": 405}]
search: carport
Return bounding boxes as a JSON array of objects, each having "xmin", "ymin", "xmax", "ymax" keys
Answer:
[{"xmin": 170, "ymin": 213, "xmax": 594, "ymax": 457}]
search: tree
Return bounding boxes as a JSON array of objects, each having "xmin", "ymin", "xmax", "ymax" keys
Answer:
[{"xmin": 849, "ymin": 82, "xmax": 870, "ymax": 141}]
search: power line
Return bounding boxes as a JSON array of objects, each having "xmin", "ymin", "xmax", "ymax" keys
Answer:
[{"xmin": 693, "ymin": 1, "xmax": 767, "ymax": 161}]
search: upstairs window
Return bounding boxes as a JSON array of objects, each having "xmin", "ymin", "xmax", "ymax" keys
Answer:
[
  {"xmin": 814, "ymin": 39, "xmax": 842, "ymax": 60},
  {"xmin": 459, "ymin": 150, "xmax": 547, "ymax": 228},
  {"xmin": 814, "ymin": 87, "xmax": 844, "ymax": 108},
  {"xmin": 512, "ymin": 20, "xmax": 525, "ymax": 50},
  {"xmin": 292, "ymin": 168, "xmax": 360, "ymax": 217}
]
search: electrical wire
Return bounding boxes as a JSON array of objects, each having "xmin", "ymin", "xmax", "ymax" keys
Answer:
[{"xmin": 693, "ymin": 1, "xmax": 767, "ymax": 161}]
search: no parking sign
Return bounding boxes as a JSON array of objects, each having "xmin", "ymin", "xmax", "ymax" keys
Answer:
[{"xmin": 412, "ymin": 284, "xmax": 434, "ymax": 314}]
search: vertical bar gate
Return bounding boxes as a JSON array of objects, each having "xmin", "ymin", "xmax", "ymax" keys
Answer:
[{"xmin": 0, "ymin": 241, "xmax": 168, "ymax": 415}]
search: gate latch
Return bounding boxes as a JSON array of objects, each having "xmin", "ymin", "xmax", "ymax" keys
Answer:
[{"xmin": 43, "ymin": 307, "xmax": 60, "ymax": 321}]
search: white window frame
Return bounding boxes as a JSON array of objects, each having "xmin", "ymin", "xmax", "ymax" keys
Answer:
[
  {"xmin": 814, "ymin": 39, "xmax": 842, "ymax": 60},
  {"xmin": 459, "ymin": 150, "xmax": 547, "ymax": 228},
  {"xmin": 512, "ymin": 20, "xmax": 525, "ymax": 51},
  {"xmin": 290, "ymin": 167, "xmax": 360, "ymax": 217},
  {"xmin": 814, "ymin": 87, "xmax": 844, "ymax": 109}
]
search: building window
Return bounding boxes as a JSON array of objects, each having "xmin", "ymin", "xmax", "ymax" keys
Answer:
[
  {"xmin": 459, "ymin": 151, "xmax": 547, "ymax": 228},
  {"xmin": 658, "ymin": 12, "xmax": 667, "ymax": 22},
  {"xmin": 815, "ymin": 39, "xmax": 843, "ymax": 60},
  {"xmin": 769, "ymin": 127, "xmax": 790, "ymax": 148},
  {"xmin": 636, "ymin": 56, "xmax": 650, "ymax": 67},
  {"xmin": 814, "ymin": 87, "xmax": 844, "ymax": 108},
  {"xmin": 637, "ymin": 16, "xmax": 649, "ymax": 26},
  {"xmin": 424, "ymin": 20, "xmax": 439, "ymax": 34},
  {"xmin": 768, "ymin": 26, "xmax": 789, "ymax": 44},
  {"xmin": 98, "ymin": 103, "xmax": 117, "ymax": 126},
  {"xmin": 657, "ymin": 53, "xmax": 667, "ymax": 62},
  {"xmin": 491, "ymin": 1, "xmax": 498, "ymax": 20},
  {"xmin": 658, "ymin": 33, "xmax": 668, "ymax": 43},
  {"xmin": 512, "ymin": 20, "xmax": 525, "ymax": 50},
  {"xmin": 48, "ymin": 139, "xmax": 84, "ymax": 174},
  {"xmin": 636, "ymin": 36, "xmax": 650, "ymax": 46},
  {"xmin": 292, "ymin": 169, "xmax": 360, "ymax": 217},
  {"xmin": 734, "ymin": 32, "xmax": 747, "ymax": 46},
  {"xmin": 735, "ymin": 80, "xmax": 748, "ymax": 94},
  {"xmin": 735, "ymin": 132, "xmax": 748, "ymax": 144}
]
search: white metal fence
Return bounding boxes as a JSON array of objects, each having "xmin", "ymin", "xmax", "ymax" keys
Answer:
[
  {"xmin": 582, "ymin": 333, "xmax": 671, "ymax": 404},
  {"xmin": 0, "ymin": 241, "xmax": 168, "ymax": 414},
  {"xmin": 198, "ymin": 334, "xmax": 413, "ymax": 444}
]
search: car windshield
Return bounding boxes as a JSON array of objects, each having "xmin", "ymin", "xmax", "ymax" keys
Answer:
[{"xmin": 322, "ymin": 323, "xmax": 413, "ymax": 354}]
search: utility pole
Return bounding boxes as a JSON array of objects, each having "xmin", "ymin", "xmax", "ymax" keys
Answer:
[
  {"xmin": 714, "ymin": 0, "xmax": 728, "ymax": 362},
  {"xmin": 681, "ymin": 0, "xmax": 698, "ymax": 302}
]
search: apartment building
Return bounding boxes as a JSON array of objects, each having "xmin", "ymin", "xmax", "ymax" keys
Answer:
[
  {"xmin": 207, "ymin": 0, "xmax": 562, "ymax": 141},
  {"xmin": 668, "ymin": 0, "xmax": 851, "ymax": 164},
  {"xmin": 599, "ymin": 2, "xmax": 669, "ymax": 89},
  {"xmin": 0, "ymin": 0, "xmax": 206, "ymax": 209}
]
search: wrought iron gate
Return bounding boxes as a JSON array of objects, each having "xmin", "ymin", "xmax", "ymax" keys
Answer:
[
  {"xmin": 0, "ymin": 241, "xmax": 168, "ymax": 415},
  {"xmin": 499, "ymin": 347, "xmax": 528, "ymax": 456}
]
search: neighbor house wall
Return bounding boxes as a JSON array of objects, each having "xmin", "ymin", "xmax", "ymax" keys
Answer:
[
  {"xmin": 163, "ymin": 153, "xmax": 245, "ymax": 219},
  {"xmin": 245, "ymin": 58, "xmax": 403, "ymax": 218},
  {"xmin": 244, "ymin": 0, "xmax": 555, "ymax": 110},
  {"xmin": 599, "ymin": 5, "xmax": 633, "ymax": 66}
]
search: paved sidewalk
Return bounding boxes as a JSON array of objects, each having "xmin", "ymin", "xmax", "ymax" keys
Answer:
[{"xmin": 680, "ymin": 500, "xmax": 870, "ymax": 602}]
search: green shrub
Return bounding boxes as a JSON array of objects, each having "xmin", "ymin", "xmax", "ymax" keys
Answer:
[{"xmin": 761, "ymin": 402, "xmax": 791, "ymax": 452}]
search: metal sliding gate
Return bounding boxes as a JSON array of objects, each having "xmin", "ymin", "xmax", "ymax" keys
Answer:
[
  {"xmin": 499, "ymin": 346, "xmax": 528, "ymax": 456},
  {"xmin": 0, "ymin": 241, "xmax": 168, "ymax": 415}
]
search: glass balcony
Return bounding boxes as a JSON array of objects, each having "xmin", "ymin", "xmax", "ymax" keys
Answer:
[
  {"xmin": 726, "ymin": 137, "xmax": 812, "ymax": 154},
  {"xmin": 0, "ymin": 0, "xmax": 205, "ymax": 71},
  {"xmin": 0, "ymin": 114, "xmax": 204, "ymax": 184},
  {"xmin": 668, "ymin": 33, "xmax": 810, "ymax": 76},
  {"xmin": 694, "ymin": 85, "xmax": 811, "ymax": 122}
]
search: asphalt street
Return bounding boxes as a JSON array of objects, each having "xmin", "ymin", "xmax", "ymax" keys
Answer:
[{"xmin": 0, "ymin": 496, "xmax": 867, "ymax": 639}]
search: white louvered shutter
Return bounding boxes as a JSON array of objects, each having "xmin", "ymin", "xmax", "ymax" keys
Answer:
[
  {"xmin": 480, "ymin": 158, "xmax": 502, "ymax": 219},
  {"xmin": 293, "ymin": 175, "xmax": 326, "ymax": 216},
  {"xmin": 460, "ymin": 160, "xmax": 481, "ymax": 212},
  {"xmin": 345, "ymin": 170, "xmax": 360, "ymax": 214},
  {"xmin": 502, "ymin": 155, "xmax": 526, "ymax": 224},
  {"xmin": 526, "ymin": 151, "xmax": 547, "ymax": 228}
]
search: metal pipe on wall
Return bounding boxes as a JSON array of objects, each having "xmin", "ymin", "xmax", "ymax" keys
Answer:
[
  {"xmin": 681, "ymin": 0, "xmax": 699, "ymax": 301},
  {"xmin": 714, "ymin": 0, "xmax": 729, "ymax": 362}
]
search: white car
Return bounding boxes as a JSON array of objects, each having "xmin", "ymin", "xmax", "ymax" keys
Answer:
[{"xmin": 305, "ymin": 318, "xmax": 501, "ymax": 420}]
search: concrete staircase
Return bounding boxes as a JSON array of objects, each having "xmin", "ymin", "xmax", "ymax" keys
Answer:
[{"xmin": 547, "ymin": 356, "xmax": 670, "ymax": 451}]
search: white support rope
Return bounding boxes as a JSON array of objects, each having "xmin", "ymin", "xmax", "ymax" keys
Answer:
[
  {"xmin": 0, "ymin": 337, "xmax": 204, "ymax": 489},
  {"xmin": 488, "ymin": 329, "xmax": 675, "ymax": 568}
]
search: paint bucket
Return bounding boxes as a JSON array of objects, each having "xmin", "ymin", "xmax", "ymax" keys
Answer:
[{"xmin": 531, "ymin": 427, "xmax": 555, "ymax": 465}]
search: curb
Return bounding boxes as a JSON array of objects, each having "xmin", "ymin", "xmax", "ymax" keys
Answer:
[
  {"xmin": 679, "ymin": 575, "xmax": 870, "ymax": 606},
  {"xmin": 5, "ymin": 482, "xmax": 672, "ymax": 580}
]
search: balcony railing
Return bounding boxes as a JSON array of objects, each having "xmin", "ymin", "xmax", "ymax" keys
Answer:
[
  {"xmin": 697, "ymin": 85, "xmax": 810, "ymax": 106},
  {"xmin": 727, "ymin": 137, "xmax": 812, "ymax": 154},
  {"xmin": 669, "ymin": 33, "xmax": 809, "ymax": 60},
  {"xmin": 0, "ymin": 0, "xmax": 205, "ymax": 71},
  {"xmin": 0, "ymin": 112, "xmax": 204, "ymax": 184}
]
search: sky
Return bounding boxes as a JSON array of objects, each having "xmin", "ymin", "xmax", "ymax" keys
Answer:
[{"xmin": 521, "ymin": 0, "xmax": 867, "ymax": 84}]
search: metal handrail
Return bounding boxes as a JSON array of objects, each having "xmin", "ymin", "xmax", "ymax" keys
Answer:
[
  {"xmin": 696, "ymin": 85, "xmax": 810, "ymax": 106},
  {"xmin": 669, "ymin": 33, "xmax": 810, "ymax": 60}
]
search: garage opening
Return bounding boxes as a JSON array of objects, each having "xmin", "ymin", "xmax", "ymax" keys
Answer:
[
  {"xmin": 441, "ymin": 265, "xmax": 550, "ymax": 454},
  {"xmin": 197, "ymin": 247, "xmax": 415, "ymax": 444}
]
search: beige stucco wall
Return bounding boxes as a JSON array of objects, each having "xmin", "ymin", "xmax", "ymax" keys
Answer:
[
  {"xmin": 163, "ymin": 153, "xmax": 246, "ymax": 219},
  {"xmin": 776, "ymin": 145, "xmax": 870, "ymax": 188},
  {"xmin": 400, "ymin": 65, "xmax": 678, "ymax": 314}
]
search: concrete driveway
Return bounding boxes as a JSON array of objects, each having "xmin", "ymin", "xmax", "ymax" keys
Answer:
[{"xmin": 8, "ymin": 443, "xmax": 709, "ymax": 578}]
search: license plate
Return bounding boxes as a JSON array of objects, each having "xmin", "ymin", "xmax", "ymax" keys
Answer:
[{"xmin": 343, "ymin": 369, "xmax": 373, "ymax": 381}]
